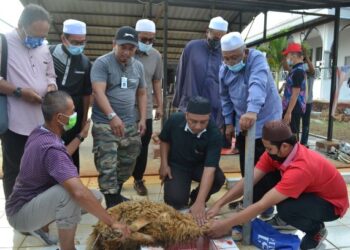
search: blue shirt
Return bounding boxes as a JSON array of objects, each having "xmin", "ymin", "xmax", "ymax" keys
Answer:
[
  {"xmin": 219, "ymin": 49, "xmax": 282, "ymax": 138},
  {"xmin": 173, "ymin": 39, "xmax": 223, "ymax": 127}
]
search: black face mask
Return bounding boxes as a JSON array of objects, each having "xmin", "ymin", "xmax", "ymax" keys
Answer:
[
  {"xmin": 268, "ymin": 153, "xmax": 287, "ymax": 163},
  {"xmin": 208, "ymin": 38, "xmax": 220, "ymax": 50}
]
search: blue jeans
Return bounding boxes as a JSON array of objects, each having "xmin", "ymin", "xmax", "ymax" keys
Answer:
[{"xmin": 301, "ymin": 103, "xmax": 312, "ymax": 145}]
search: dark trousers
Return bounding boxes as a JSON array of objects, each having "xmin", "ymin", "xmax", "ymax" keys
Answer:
[
  {"xmin": 132, "ymin": 118, "xmax": 153, "ymax": 181},
  {"xmin": 164, "ymin": 166, "xmax": 226, "ymax": 209},
  {"xmin": 235, "ymin": 133, "xmax": 281, "ymax": 203},
  {"xmin": 301, "ymin": 103, "xmax": 312, "ymax": 145},
  {"xmin": 1, "ymin": 130, "xmax": 28, "ymax": 199},
  {"xmin": 277, "ymin": 193, "xmax": 339, "ymax": 234},
  {"xmin": 283, "ymin": 108, "xmax": 302, "ymax": 139}
]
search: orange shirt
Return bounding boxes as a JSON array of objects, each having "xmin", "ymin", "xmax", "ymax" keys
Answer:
[{"xmin": 256, "ymin": 143, "xmax": 349, "ymax": 217}]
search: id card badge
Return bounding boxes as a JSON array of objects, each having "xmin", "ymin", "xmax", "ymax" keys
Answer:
[{"xmin": 121, "ymin": 76, "xmax": 128, "ymax": 89}]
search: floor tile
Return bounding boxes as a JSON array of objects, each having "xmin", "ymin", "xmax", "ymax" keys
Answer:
[
  {"xmin": 326, "ymin": 225, "xmax": 350, "ymax": 248},
  {"xmin": 80, "ymin": 213, "xmax": 98, "ymax": 225},
  {"xmin": 0, "ymin": 227, "xmax": 26, "ymax": 248},
  {"xmin": 0, "ymin": 213, "xmax": 11, "ymax": 228}
]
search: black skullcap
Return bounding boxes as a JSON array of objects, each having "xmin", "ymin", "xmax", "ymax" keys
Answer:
[
  {"xmin": 262, "ymin": 120, "xmax": 293, "ymax": 142},
  {"xmin": 186, "ymin": 96, "xmax": 211, "ymax": 115}
]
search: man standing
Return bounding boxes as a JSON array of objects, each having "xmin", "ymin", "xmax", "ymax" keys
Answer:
[
  {"xmin": 91, "ymin": 26, "xmax": 146, "ymax": 208},
  {"xmin": 0, "ymin": 4, "xmax": 56, "ymax": 199},
  {"xmin": 6, "ymin": 91, "xmax": 129, "ymax": 250},
  {"xmin": 282, "ymin": 43, "xmax": 307, "ymax": 137},
  {"xmin": 133, "ymin": 19, "xmax": 163, "ymax": 196},
  {"xmin": 50, "ymin": 19, "xmax": 92, "ymax": 172},
  {"xmin": 219, "ymin": 32, "xmax": 282, "ymax": 213},
  {"xmin": 159, "ymin": 96, "xmax": 225, "ymax": 225},
  {"xmin": 207, "ymin": 120, "xmax": 349, "ymax": 250},
  {"xmin": 173, "ymin": 16, "xmax": 228, "ymax": 128},
  {"xmin": 301, "ymin": 47, "xmax": 315, "ymax": 146}
]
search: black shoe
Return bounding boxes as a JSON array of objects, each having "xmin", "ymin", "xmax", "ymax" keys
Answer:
[
  {"xmin": 134, "ymin": 179, "xmax": 148, "ymax": 196},
  {"xmin": 300, "ymin": 225, "xmax": 328, "ymax": 250}
]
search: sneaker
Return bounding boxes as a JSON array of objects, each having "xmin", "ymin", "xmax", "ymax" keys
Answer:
[
  {"xmin": 265, "ymin": 214, "xmax": 296, "ymax": 230},
  {"xmin": 29, "ymin": 229, "xmax": 58, "ymax": 245},
  {"xmin": 260, "ymin": 207, "xmax": 274, "ymax": 219},
  {"xmin": 134, "ymin": 180, "xmax": 148, "ymax": 196},
  {"xmin": 300, "ymin": 226, "xmax": 328, "ymax": 250}
]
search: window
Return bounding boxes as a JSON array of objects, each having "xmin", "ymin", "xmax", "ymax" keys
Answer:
[
  {"xmin": 345, "ymin": 56, "xmax": 350, "ymax": 66},
  {"xmin": 316, "ymin": 47, "xmax": 323, "ymax": 62}
]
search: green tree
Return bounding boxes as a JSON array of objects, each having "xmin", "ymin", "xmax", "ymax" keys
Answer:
[{"xmin": 257, "ymin": 36, "xmax": 288, "ymax": 89}]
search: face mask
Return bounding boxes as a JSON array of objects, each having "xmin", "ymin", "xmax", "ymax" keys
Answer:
[
  {"xmin": 303, "ymin": 63, "xmax": 309, "ymax": 71},
  {"xmin": 24, "ymin": 35, "xmax": 44, "ymax": 49},
  {"xmin": 138, "ymin": 41, "xmax": 152, "ymax": 53},
  {"xmin": 268, "ymin": 153, "xmax": 287, "ymax": 163},
  {"xmin": 208, "ymin": 38, "xmax": 220, "ymax": 50},
  {"xmin": 67, "ymin": 45, "xmax": 85, "ymax": 55},
  {"xmin": 59, "ymin": 112, "xmax": 77, "ymax": 131},
  {"xmin": 227, "ymin": 60, "xmax": 246, "ymax": 73},
  {"xmin": 287, "ymin": 59, "xmax": 293, "ymax": 66}
]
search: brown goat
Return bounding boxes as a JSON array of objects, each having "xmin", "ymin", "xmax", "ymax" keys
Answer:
[{"xmin": 87, "ymin": 200, "xmax": 208, "ymax": 250}]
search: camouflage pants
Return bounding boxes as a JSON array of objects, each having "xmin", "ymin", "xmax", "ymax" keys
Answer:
[{"xmin": 92, "ymin": 123, "xmax": 141, "ymax": 194}]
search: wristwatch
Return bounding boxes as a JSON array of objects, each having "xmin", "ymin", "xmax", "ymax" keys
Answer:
[
  {"xmin": 76, "ymin": 134, "xmax": 85, "ymax": 142},
  {"xmin": 13, "ymin": 87, "xmax": 22, "ymax": 98},
  {"xmin": 107, "ymin": 112, "xmax": 117, "ymax": 121}
]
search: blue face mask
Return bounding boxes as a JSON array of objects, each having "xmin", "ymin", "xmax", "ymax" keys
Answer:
[
  {"xmin": 24, "ymin": 36, "xmax": 44, "ymax": 49},
  {"xmin": 287, "ymin": 59, "xmax": 293, "ymax": 66},
  {"xmin": 227, "ymin": 60, "xmax": 246, "ymax": 73},
  {"xmin": 138, "ymin": 41, "xmax": 152, "ymax": 53},
  {"xmin": 67, "ymin": 45, "xmax": 85, "ymax": 55}
]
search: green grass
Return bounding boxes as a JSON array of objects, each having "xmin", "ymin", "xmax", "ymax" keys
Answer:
[{"xmin": 310, "ymin": 119, "xmax": 350, "ymax": 141}]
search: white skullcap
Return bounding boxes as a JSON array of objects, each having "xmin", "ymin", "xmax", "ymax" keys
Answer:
[
  {"xmin": 208, "ymin": 16, "xmax": 228, "ymax": 32},
  {"xmin": 135, "ymin": 19, "xmax": 156, "ymax": 33},
  {"xmin": 63, "ymin": 19, "xmax": 86, "ymax": 35},
  {"xmin": 221, "ymin": 32, "xmax": 245, "ymax": 51}
]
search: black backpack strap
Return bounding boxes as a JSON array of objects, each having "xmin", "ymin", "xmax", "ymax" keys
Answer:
[{"xmin": 0, "ymin": 33, "xmax": 8, "ymax": 80}]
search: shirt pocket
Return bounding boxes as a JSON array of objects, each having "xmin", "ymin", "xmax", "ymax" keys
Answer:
[{"xmin": 127, "ymin": 78, "xmax": 139, "ymax": 89}]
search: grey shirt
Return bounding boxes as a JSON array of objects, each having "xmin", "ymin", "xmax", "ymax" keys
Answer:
[
  {"xmin": 134, "ymin": 48, "xmax": 163, "ymax": 119},
  {"xmin": 91, "ymin": 51, "xmax": 146, "ymax": 125}
]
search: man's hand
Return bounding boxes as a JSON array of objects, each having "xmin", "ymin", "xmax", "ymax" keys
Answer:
[
  {"xmin": 239, "ymin": 112, "xmax": 257, "ymax": 131},
  {"xmin": 206, "ymin": 203, "xmax": 221, "ymax": 220},
  {"xmin": 206, "ymin": 219, "xmax": 232, "ymax": 238},
  {"xmin": 283, "ymin": 112, "xmax": 291, "ymax": 125},
  {"xmin": 225, "ymin": 124, "xmax": 235, "ymax": 144},
  {"xmin": 47, "ymin": 84, "xmax": 57, "ymax": 92},
  {"xmin": 190, "ymin": 202, "xmax": 207, "ymax": 226},
  {"xmin": 109, "ymin": 116, "xmax": 125, "ymax": 137},
  {"xmin": 138, "ymin": 119, "xmax": 146, "ymax": 136},
  {"xmin": 154, "ymin": 107, "xmax": 163, "ymax": 120},
  {"xmin": 159, "ymin": 164, "xmax": 172, "ymax": 182},
  {"xmin": 21, "ymin": 88, "xmax": 42, "ymax": 104},
  {"xmin": 111, "ymin": 222, "xmax": 131, "ymax": 241},
  {"xmin": 80, "ymin": 119, "xmax": 91, "ymax": 139}
]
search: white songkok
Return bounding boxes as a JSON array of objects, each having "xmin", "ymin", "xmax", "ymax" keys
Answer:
[
  {"xmin": 63, "ymin": 19, "xmax": 86, "ymax": 35},
  {"xmin": 220, "ymin": 32, "xmax": 245, "ymax": 51},
  {"xmin": 135, "ymin": 19, "xmax": 156, "ymax": 33},
  {"xmin": 208, "ymin": 16, "xmax": 228, "ymax": 32}
]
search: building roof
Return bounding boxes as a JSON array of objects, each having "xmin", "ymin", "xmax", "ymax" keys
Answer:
[{"xmin": 20, "ymin": 0, "xmax": 350, "ymax": 62}]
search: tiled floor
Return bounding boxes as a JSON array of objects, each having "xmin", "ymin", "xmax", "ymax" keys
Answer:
[{"xmin": 0, "ymin": 176, "xmax": 349, "ymax": 249}]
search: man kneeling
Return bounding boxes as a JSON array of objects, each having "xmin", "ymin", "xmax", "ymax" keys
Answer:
[
  {"xmin": 6, "ymin": 91, "xmax": 129, "ymax": 250},
  {"xmin": 159, "ymin": 96, "xmax": 225, "ymax": 225},
  {"xmin": 207, "ymin": 120, "xmax": 349, "ymax": 250}
]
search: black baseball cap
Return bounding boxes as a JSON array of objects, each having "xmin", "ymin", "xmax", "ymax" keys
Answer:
[{"xmin": 115, "ymin": 26, "xmax": 138, "ymax": 46}]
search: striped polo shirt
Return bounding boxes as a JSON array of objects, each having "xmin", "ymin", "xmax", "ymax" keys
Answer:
[{"xmin": 6, "ymin": 127, "xmax": 79, "ymax": 216}]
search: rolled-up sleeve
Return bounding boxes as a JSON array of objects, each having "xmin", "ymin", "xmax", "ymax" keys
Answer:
[{"xmin": 46, "ymin": 51, "xmax": 57, "ymax": 85}]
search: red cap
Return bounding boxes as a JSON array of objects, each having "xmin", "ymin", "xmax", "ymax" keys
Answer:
[{"xmin": 282, "ymin": 43, "xmax": 302, "ymax": 55}]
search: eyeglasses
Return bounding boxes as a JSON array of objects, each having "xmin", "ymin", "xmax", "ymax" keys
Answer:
[
  {"xmin": 139, "ymin": 37, "xmax": 155, "ymax": 44},
  {"xmin": 67, "ymin": 40, "xmax": 86, "ymax": 46}
]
